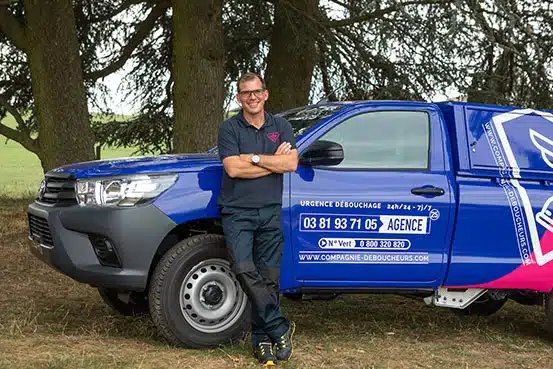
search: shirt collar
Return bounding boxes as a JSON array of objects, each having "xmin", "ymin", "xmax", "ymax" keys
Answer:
[{"xmin": 237, "ymin": 110, "xmax": 274, "ymax": 129}]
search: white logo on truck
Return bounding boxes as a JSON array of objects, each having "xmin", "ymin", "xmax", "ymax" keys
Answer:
[
  {"xmin": 529, "ymin": 129, "xmax": 553, "ymax": 169},
  {"xmin": 536, "ymin": 196, "xmax": 553, "ymax": 234},
  {"xmin": 488, "ymin": 108, "xmax": 553, "ymax": 266}
]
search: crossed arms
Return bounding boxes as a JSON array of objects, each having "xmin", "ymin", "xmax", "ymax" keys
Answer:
[{"xmin": 222, "ymin": 142, "xmax": 298, "ymax": 179}]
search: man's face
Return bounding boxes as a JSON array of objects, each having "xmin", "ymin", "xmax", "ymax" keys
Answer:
[{"xmin": 236, "ymin": 78, "xmax": 268, "ymax": 116}]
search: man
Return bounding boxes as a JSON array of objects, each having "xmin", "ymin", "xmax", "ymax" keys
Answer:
[{"xmin": 217, "ymin": 72, "xmax": 298, "ymax": 366}]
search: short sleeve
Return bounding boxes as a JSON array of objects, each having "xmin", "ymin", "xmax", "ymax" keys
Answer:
[
  {"xmin": 279, "ymin": 118, "xmax": 297, "ymax": 149},
  {"xmin": 217, "ymin": 122, "xmax": 240, "ymax": 160}
]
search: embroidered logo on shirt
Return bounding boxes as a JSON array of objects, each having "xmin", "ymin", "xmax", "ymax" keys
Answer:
[{"xmin": 266, "ymin": 132, "xmax": 280, "ymax": 143}]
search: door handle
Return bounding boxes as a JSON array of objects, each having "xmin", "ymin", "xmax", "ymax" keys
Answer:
[{"xmin": 411, "ymin": 186, "xmax": 445, "ymax": 196}]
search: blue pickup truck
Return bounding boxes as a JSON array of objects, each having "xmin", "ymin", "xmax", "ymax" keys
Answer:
[{"xmin": 27, "ymin": 100, "xmax": 553, "ymax": 347}]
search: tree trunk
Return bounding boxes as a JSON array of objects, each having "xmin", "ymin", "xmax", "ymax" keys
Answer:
[
  {"xmin": 171, "ymin": 0, "xmax": 225, "ymax": 153},
  {"xmin": 23, "ymin": 0, "xmax": 95, "ymax": 172},
  {"xmin": 264, "ymin": 0, "xmax": 319, "ymax": 114}
]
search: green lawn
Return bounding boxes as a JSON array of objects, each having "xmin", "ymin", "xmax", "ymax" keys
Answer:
[{"xmin": 0, "ymin": 114, "xmax": 137, "ymax": 198}]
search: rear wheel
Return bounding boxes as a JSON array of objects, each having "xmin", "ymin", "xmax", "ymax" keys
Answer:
[
  {"xmin": 283, "ymin": 292, "xmax": 340, "ymax": 301},
  {"xmin": 149, "ymin": 234, "xmax": 250, "ymax": 348},
  {"xmin": 545, "ymin": 292, "xmax": 553, "ymax": 333},
  {"xmin": 98, "ymin": 288, "xmax": 149, "ymax": 316},
  {"xmin": 452, "ymin": 292, "xmax": 507, "ymax": 316},
  {"xmin": 510, "ymin": 292, "xmax": 544, "ymax": 306},
  {"xmin": 283, "ymin": 293, "xmax": 303, "ymax": 301}
]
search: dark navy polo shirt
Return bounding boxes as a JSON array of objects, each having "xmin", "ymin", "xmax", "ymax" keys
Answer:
[{"xmin": 217, "ymin": 110, "xmax": 297, "ymax": 208}]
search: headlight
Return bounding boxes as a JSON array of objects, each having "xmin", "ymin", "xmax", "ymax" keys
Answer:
[{"xmin": 76, "ymin": 174, "xmax": 178, "ymax": 207}]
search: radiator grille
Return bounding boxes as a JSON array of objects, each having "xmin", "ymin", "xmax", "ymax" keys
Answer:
[{"xmin": 38, "ymin": 176, "xmax": 77, "ymax": 206}]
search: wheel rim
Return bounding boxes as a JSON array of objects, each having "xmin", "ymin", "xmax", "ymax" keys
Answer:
[{"xmin": 179, "ymin": 258, "xmax": 247, "ymax": 333}]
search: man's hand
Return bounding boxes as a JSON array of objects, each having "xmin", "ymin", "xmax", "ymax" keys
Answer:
[
  {"xmin": 225, "ymin": 142, "xmax": 297, "ymax": 177},
  {"xmin": 223, "ymin": 155, "xmax": 272, "ymax": 178},
  {"xmin": 275, "ymin": 141, "xmax": 292, "ymax": 155},
  {"xmin": 258, "ymin": 142, "xmax": 298, "ymax": 173}
]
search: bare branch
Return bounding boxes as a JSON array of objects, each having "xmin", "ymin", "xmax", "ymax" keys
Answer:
[
  {"xmin": 0, "ymin": 93, "xmax": 26, "ymax": 129},
  {"xmin": 0, "ymin": 122, "xmax": 39, "ymax": 154},
  {"xmin": 264, "ymin": 0, "xmax": 328, "ymax": 32},
  {"xmin": 325, "ymin": 0, "xmax": 353, "ymax": 11},
  {"xmin": 165, "ymin": 74, "xmax": 173, "ymax": 107},
  {"xmin": 84, "ymin": 2, "xmax": 169, "ymax": 81},
  {"xmin": 0, "ymin": 4, "xmax": 28, "ymax": 52},
  {"xmin": 87, "ymin": 0, "xmax": 141, "ymax": 23},
  {"xmin": 318, "ymin": 43, "xmax": 332, "ymax": 97},
  {"xmin": 0, "ymin": 95, "xmax": 39, "ymax": 154},
  {"xmin": 82, "ymin": 0, "xmax": 168, "ymax": 24},
  {"xmin": 465, "ymin": 0, "xmax": 524, "ymax": 54},
  {"xmin": 327, "ymin": 0, "xmax": 453, "ymax": 28}
]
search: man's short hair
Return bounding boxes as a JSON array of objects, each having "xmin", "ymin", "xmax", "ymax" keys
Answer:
[{"xmin": 237, "ymin": 72, "xmax": 266, "ymax": 92}]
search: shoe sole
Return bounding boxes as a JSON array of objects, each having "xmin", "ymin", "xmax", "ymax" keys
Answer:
[{"xmin": 263, "ymin": 360, "xmax": 276, "ymax": 367}]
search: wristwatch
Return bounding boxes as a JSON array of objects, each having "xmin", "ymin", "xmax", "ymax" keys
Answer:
[{"xmin": 251, "ymin": 154, "xmax": 260, "ymax": 165}]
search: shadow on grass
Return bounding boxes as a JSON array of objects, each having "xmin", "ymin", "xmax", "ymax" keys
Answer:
[{"xmin": 282, "ymin": 293, "xmax": 553, "ymax": 345}]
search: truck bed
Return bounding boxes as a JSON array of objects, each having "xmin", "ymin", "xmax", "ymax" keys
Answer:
[{"xmin": 437, "ymin": 102, "xmax": 553, "ymax": 292}]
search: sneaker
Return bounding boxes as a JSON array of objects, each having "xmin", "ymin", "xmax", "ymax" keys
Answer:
[
  {"xmin": 274, "ymin": 320, "xmax": 296, "ymax": 361},
  {"xmin": 253, "ymin": 342, "xmax": 277, "ymax": 367}
]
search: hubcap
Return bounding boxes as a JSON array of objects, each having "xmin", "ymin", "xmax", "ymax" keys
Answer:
[
  {"xmin": 179, "ymin": 258, "xmax": 247, "ymax": 333},
  {"xmin": 201, "ymin": 282, "xmax": 224, "ymax": 307}
]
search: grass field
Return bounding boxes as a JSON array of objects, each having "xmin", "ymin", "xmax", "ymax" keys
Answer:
[
  {"xmin": 0, "ymin": 114, "xmax": 137, "ymax": 198},
  {"xmin": 0, "ymin": 197, "xmax": 553, "ymax": 368}
]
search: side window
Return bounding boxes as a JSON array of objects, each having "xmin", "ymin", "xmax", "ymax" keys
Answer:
[{"xmin": 318, "ymin": 110, "xmax": 430, "ymax": 170}]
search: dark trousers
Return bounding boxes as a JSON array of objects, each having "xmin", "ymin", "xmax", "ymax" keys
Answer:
[{"xmin": 220, "ymin": 204, "xmax": 288, "ymax": 347}]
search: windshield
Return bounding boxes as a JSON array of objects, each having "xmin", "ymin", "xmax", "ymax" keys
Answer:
[{"xmin": 277, "ymin": 104, "xmax": 345, "ymax": 137}]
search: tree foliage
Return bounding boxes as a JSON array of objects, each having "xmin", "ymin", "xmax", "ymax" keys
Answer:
[
  {"xmin": 0, "ymin": 0, "xmax": 97, "ymax": 171},
  {"xmin": 461, "ymin": 0, "xmax": 553, "ymax": 109},
  {"xmin": 1, "ymin": 0, "xmax": 553, "ymax": 163},
  {"xmin": 313, "ymin": 0, "xmax": 462, "ymax": 101}
]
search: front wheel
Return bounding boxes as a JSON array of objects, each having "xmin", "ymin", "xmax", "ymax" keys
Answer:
[{"xmin": 149, "ymin": 234, "xmax": 250, "ymax": 348}]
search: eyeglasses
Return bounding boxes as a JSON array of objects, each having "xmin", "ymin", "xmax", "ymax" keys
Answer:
[{"xmin": 238, "ymin": 88, "xmax": 266, "ymax": 98}]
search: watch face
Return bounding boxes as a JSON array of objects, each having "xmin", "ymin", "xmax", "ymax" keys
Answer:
[{"xmin": 252, "ymin": 155, "xmax": 260, "ymax": 163}]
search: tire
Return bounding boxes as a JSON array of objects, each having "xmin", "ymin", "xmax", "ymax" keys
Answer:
[
  {"xmin": 545, "ymin": 292, "xmax": 553, "ymax": 333},
  {"xmin": 510, "ymin": 293, "xmax": 544, "ymax": 306},
  {"xmin": 283, "ymin": 293, "xmax": 303, "ymax": 301},
  {"xmin": 453, "ymin": 293, "xmax": 507, "ymax": 316},
  {"xmin": 98, "ymin": 288, "xmax": 149, "ymax": 316},
  {"xmin": 307, "ymin": 293, "xmax": 339, "ymax": 301},
  {"xmin": 283, "ymin": 292, "xmax": 340, "ymax": 301},
  {"xmin": 149, "ymin": 234, "xmax": 250, "ymax": 348}
]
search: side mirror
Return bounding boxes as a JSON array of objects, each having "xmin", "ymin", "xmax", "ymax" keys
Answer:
[{"xmin": 299, "ymin": 140, "xmax": 344, "ymax": 167}]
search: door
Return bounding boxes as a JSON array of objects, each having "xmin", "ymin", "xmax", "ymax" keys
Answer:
[{"xmin": 290, "ymin": 106, "xmax": 454, "ymax": 288}]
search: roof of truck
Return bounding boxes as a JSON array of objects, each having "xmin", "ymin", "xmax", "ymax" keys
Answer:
[{"xmin": 305, "ymin": 99, "xmax": 553, "ymax": 115}]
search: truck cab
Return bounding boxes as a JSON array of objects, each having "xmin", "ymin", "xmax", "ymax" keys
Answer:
[{"xmin": 27, "ymin": 100, "xmax": 553, "ymax": 347}]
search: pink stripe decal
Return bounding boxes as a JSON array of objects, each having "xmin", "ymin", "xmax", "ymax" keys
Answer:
[{"xmin": 445, "ymin": 230, "xmax": 553, "ymax": 292}]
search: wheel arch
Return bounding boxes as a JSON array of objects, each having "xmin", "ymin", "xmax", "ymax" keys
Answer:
[{"xmin": 146, "ymin": 218, "xmax": 224, "ymax": 291}]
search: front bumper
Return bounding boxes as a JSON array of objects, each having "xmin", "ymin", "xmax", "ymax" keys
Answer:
[{"xmin": 27, "ymin": 201, "xmax": 176, "ymax": 291}]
